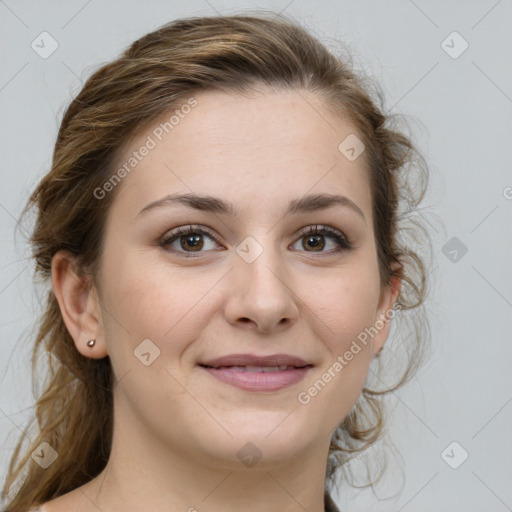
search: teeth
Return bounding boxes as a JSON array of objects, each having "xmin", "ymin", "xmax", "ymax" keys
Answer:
[
  {"xmin": 222, "ymin": 365, "xmax": 294, "ymax": 372},
  {"xmin": 260, "ymin": 366, "xmax": 281, "ymax": 373}
]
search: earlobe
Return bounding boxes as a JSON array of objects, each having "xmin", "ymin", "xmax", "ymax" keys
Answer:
[{"xmin": 51, "ymin": 250, "xmax": 108, "ymax": 359}]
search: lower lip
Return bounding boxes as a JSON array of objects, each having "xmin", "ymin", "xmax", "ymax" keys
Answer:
[{"xmin": 199, "ymin": 366, "xmax": 312, "ymax": 391}]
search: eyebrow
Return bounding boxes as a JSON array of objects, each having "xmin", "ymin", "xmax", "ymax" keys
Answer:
[{"xmin": 137, "ymin": 192, "xmax": 366, "ymax": 222}]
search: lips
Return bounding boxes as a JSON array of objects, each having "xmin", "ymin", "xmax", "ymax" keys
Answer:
[
  {"xmin": 199, "ymin": 353, "xmax": 312, "ymax": 369},
  {"xmin": 198, "ymin": 353, "xmax": 313, "ymax": 391},
  {"xmin": 210, "ymin": 365, "xmax": 298, "ymax": 372}
]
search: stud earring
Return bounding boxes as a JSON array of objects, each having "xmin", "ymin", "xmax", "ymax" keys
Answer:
[{"xmin": 87, "ymin": 339, "xmax": 96, "ymax": 348}]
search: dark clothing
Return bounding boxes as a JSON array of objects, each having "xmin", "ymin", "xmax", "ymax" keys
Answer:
[{"xmin": 325, "ymin": 492, "xmax": 341, "ymax": 512}]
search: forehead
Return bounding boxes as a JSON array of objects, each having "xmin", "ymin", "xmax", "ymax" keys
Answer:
[{"xmin": 107, "ymin": 87, "xmax": 372, "ymax": 223}]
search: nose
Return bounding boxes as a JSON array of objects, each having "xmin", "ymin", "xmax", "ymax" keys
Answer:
[{"xmin": 223, "ymin": 243, "xmax": 299, "ymax": 334}]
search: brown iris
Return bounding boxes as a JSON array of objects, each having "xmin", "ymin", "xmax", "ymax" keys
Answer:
[
  {"xmin": 303, "ymin": 234, "xmax": 325, "ymax": 251},
  {"xmin": 180, "ymin": 233, "xmax": 204, "ymax": 251}
]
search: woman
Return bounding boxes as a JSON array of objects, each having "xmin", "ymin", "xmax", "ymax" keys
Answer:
[{"xmin": 2, "ymin": 12, "xmax": 431, "ymax": 512}]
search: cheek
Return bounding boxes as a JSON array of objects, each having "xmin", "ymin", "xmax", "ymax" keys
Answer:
[
  {"xmin": 291, "ymin": 307, "xmax": 381, "ymax": 434},
  {"xmin": 95, "ymin": 250, "xmax": 227, "ymax": 449},
  {"xmin": 299, "ymin": 264, "xmax": 381, "ymax": 405},
  {"xmin": 98, "ymin": 249, "xmax": 217, "ymax": 357},
  {"xmin": 306, "ymin": 264, "xmax": 381, "ymax": 346}
]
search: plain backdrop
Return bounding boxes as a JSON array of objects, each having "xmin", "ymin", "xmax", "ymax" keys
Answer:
[{"xmin": 0, "ymin": 1, "xmax": 511, "ymax": 511}]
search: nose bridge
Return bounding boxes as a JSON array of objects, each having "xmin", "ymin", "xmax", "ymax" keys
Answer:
[
  {"xmin": 225, "ymin": 233, "xmax": 298, "ymax": 332},
  {"xmin": 235, "ymin": 234, "xmax": 288, "ymax": 296}
]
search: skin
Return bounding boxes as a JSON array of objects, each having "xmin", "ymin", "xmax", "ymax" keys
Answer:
[{"xmin": 47, "ymin": 87, "xmax": 400, "ymax": 512}]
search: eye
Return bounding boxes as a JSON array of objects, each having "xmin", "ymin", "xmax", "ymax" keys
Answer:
[
  {"xmin": 159, "ymin": 225, "xmax": 221, "ymax": 257},
  {"xmin": 159, "ymin": 224, "xmax": 352, "ymax": 258},
  {"xmin": 291, "ymin": 225, "xmax": 352, "ymax": 254}
]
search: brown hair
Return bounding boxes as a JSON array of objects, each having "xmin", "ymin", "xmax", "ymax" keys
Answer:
[{"xmin": 2, "ymin": 11, "xmax": 433, "ymax": 510}]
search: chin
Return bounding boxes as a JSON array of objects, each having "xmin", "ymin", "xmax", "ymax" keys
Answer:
[{"xmin": 199, "ymin": 417, "xmax": 316, "ymax": 462}]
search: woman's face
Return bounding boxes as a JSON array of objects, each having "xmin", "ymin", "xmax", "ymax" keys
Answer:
[{"xmin": 91, "ymin": 88, "xmax": 399, "ymax": 468}]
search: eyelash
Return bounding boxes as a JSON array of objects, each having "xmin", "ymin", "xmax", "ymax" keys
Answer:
[{"xmin": 159, "ymin": 224, "xmax": 352, "ymax": 258}]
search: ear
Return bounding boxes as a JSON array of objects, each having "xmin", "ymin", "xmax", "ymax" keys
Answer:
[
  {"xmin": 51, "ymin": 250, "xmax": 108, "ymax": 359},
  {"xmin": 371, "ymin": 263, "xmax": 402, "ymax": 355}
]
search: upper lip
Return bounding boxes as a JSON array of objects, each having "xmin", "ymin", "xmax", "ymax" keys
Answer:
[{"xmin": 199, "ymin": 353, "xmax": 312, "ymax": 368}]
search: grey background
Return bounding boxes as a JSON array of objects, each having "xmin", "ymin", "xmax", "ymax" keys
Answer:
[{"xmin": 1, "ymin": 1, "xmax": 511, "ymax": 510}]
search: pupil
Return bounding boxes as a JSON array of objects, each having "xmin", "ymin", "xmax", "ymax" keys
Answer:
[
  {"xmin": 306, "ymin": 235, "xmax": 324, "ymax": 251},
  {"xmin": 182, "ymin": 234, "xmax": 203, "ymax": 251}
]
